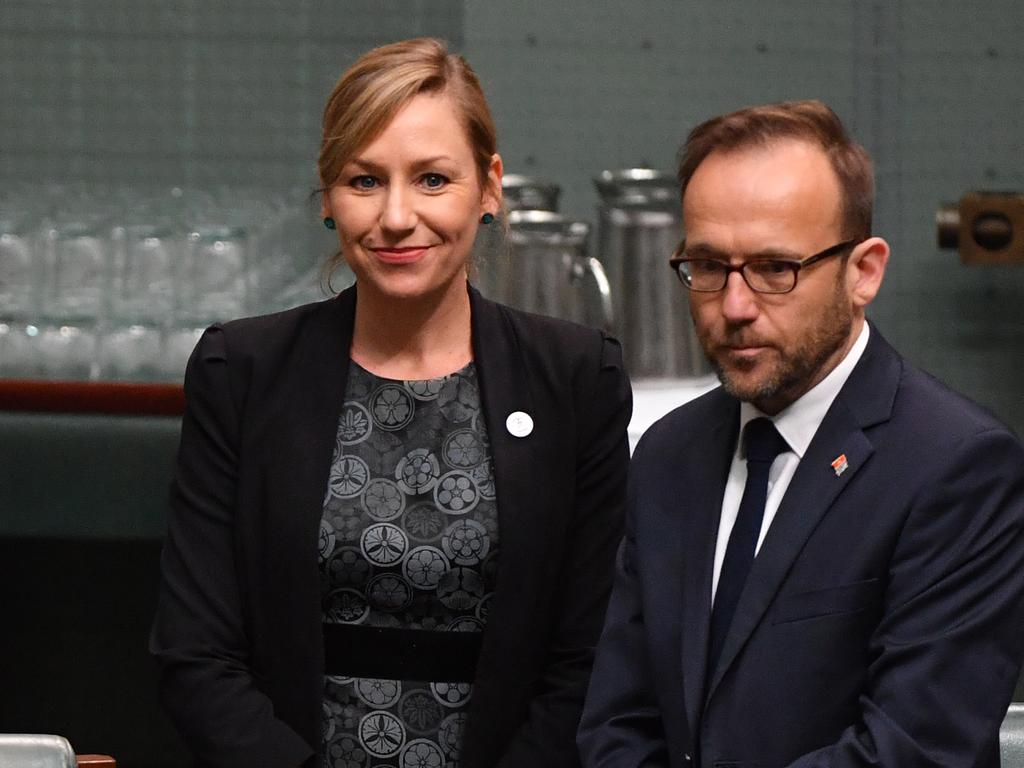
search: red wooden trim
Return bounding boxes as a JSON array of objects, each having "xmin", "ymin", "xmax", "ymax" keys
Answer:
[
  {"xmin": 76, "ymin": 756, "xmax": 117, "ymax": 767},
  {"xmin": 0, "ymin": 379, "xmax": 185, "ymax": 416}
]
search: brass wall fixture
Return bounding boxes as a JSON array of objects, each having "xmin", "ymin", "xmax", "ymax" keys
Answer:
[{"xmin": 936, "ymin": 192, "xmax": 1024, "ymax": 265}]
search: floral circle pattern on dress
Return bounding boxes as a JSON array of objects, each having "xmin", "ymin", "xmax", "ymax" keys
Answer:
[
  {"xmin": 436, "ymin": 567, "xmax": 484, "ymax": 611},
  {"xmin": 438, "ymin": 712, "xmax": 467, "ymax": 758},
  {"xmin": 475, "ymin": 592, "xmax": 494, "ymax": 623},
  {"xmin": 398, "ymin": 688, "xmax": 445, "ymax": 736},
  {"xmin": 325, "ymin": 546, "xmax": 372, "ymax": 590},
  {"xmin": 325, "ymin": 734, "xmax": 368, "ymax": 768},
  {"xmin": 395, "ymin": 448, "xmax": 441, "ymax": 495},
  {"xmin": 337, "ymin": 401, "xmax": 372, "ymax": 445},
  {"xmin": 366, "ymin": 573, "xmax": 414, "ymax": 613},
  {"xmin": 441, "ymin": 519, "xmax": 490, "ymax": 565},
  {"xmin": 430, "ymin": 682, "xmax": 473, "ymax": 709},
  {"xmin": 442, "ymin": 428, "xmax": 485, "ymax": 469},
  {"xmin": 469, "ymin": 459, "xmax": 497, "ymax": 500},
  {"xmin": 360, "ymin": 523, "xmax": 409, "ymax": 567},
  {"xmin": 404, "ymin": 376, "xmax": 445, "ymax": 401},
  {"xmin": 399, "ymin": 738, "xmax": 445, "ymax": 768},
  {"xmin": 354, "ymin": 678, "xmax": 402, "ymax": 709},
  {"xmin": 446, "ymin": 616, "xmax": 484, "ymax": 632},
  {"xmin": 321, "ymin": 700, "xmax": 337, "ymax": 742},
  {"xmin": 362, "ymin": 478, "xmax": 406, "ymax": 522},
  {"xmin": 403, "ymin": 545, "xmax": 451, "ymax": 591},
  {"xmin": 323, "ymin": 587, "xmax": 369, "ymax": 624},
  {"xmin": 358, "ymin": 710, "xmax": 406, "ymax": 758},
  {"xmin": 318, "ymin": 518, "xmax": 336, "ymax": 561},
  {"xmin": 328, "ymin": 455, "xmax": 371, "ymax": 499},
  {"xmin": 438, "ymin": 374, "xmax": 477, "ymax": 423},
  {"xmin": 321, "ymin": 361, "xmax": 495, "ymax": 759},
  {"xmin": 402, "ymin": 503, "xmax": 447, "ymax": 543},
  {"xmin": 371, "ymin": 384, "xmax": 416, "ymax": 431},
  {"xmin": 433, "ymin": 471, "xmax": 479, "ymax": 515}
]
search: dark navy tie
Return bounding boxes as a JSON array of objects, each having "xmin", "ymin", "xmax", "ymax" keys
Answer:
[{"xmin": 708, "ymin": 417, "xmax": 789, "ymax": 676}]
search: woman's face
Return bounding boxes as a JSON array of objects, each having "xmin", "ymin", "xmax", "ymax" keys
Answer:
[{"xmin": 323, "ymin": 91, "xmax": 502, "ymax": 304}]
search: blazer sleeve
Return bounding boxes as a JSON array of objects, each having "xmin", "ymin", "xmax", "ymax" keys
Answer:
[
  {"xmin": 576, "ymin": 434, "xmax": 672, "ymax": 767},
  {"xmin": 786, "ymin": 426, "xmax": 1024, "ymax": 767},
  {"xmin": 149, "ymin": 327, "xmax": 315, "ymax": 768},
  {"xmin": 496, "ymin": 333, "xmax": 634, "ymax": 768}
]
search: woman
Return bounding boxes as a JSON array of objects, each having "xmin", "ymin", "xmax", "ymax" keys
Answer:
[{"xmin": 151, "ymin": 38, "xmax": 631, "ymax": 768}]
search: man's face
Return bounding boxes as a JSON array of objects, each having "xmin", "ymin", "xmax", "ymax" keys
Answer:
[{"xmin": 682, "ymin": 139, "xmax": 860, "ymax": 414}]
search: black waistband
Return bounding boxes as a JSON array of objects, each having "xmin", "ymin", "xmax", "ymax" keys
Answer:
[{"xmin": 323, "ymin": 623, "xmax": 483, "ymax": 682}]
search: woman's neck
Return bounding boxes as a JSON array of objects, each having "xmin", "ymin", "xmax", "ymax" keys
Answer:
[{"xmin": 350, "ymin": 280, "xmax": 473, "ymax": 380}]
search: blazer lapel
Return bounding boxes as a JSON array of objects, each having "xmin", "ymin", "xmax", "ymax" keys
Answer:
[
  {"xmin": 466, "ymin": 286, "xmax": 544, "ymax": 670},
  {"xmin": 260, "ymin": 286, "xmax": 355, "ymax": 710},
  {"xmin": 682, "ymin": 394, "xmax": 739, "ymax": 738},
  {"xmin": 278, "ymin": 287, "xmax": 357, "ymax": 551},
  {"xmin": 704, "ymin": 325, "xmax": 901, "ymax": 702}
]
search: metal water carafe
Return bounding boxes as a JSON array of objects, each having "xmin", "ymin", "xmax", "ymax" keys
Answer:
[
  {"xmin": 474, "ymin": 175, "xmax": 560, "ymax": 302},
  {"xmin": 501, "ymin": 174, "xmax": 561, "ymax": 213},
  {"xmin": 498, "ymin": 210, "xmax": 613, "ymax": 331},
  {"xmin": 595, "ymin": 168, "xmax": 710, "ymax": 379}
]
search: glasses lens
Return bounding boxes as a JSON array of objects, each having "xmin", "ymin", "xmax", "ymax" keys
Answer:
[
  {"xmin": 744, "ymin": 261, "xmax": 796, "ymax": 293},
  {"xmin": 681, "ymin": 259, "xmax": 727, "ymax": 291}
]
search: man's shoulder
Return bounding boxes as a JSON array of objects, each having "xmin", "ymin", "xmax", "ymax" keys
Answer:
[
  {"xmin": 893, "ymin": 358, "xmax": 1018, "ymax": 441},
  {"xmin": 843, "ymin": 325, "xmax": 1017, "ymax": 444},
  {"xmin": 635, "ymin": 386, "xmax": 735, "ymax": 454}
]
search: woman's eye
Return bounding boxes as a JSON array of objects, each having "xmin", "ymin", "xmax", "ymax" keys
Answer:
[
  {"xmin": 420, "ymin": 173, "xmax": 448, "ymax": 190},
  {"xmin": 351, "ymin": 175, "xmax": 378, "ymax": 190}
]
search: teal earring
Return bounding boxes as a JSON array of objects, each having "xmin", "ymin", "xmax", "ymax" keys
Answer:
[
  {"xmin": 480, "ymin": 212, "xmax": 495, "ymax": 224},
  {"xmin": 323, "ymin": 217, "xmax": 336, "ymax": 230}
]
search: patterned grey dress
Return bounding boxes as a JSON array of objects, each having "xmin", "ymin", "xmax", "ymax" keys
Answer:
[{"xmin": 318, "ymin": 360, "xmax": 498, "ymax": 768}]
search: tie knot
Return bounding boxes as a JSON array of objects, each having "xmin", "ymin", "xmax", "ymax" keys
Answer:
[{"xmin": 743, "ymin": 418, "xmax": 789, "ymax": 464}]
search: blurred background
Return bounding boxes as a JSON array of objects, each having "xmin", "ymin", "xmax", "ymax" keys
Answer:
[{"xmin": 2, "ymin": 1, "xmax": 1022, "ymax": 765}]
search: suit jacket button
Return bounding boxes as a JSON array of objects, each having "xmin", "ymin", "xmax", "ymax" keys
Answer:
[{"xmin": 684, "ymin": 754, "xmax": 692, "ymax": 762}]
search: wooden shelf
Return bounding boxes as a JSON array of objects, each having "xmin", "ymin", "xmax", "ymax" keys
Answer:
[{"xmin": 0, "ymin": 379, "xmax": 184, "ymax": 416}]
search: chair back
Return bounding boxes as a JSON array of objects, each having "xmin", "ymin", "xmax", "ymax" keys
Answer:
[
  {"xmin": 0, "ymin": 734, "xmax": 76, "ymax": 768},
  {"xmin": 1002, "ymin": 703, "xmax": 1024, "ymax": 766}
]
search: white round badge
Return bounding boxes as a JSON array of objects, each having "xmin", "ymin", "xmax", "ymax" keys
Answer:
[{"xmin": 505, "ymin": 410, "xmax": 534, "ymax": 438}]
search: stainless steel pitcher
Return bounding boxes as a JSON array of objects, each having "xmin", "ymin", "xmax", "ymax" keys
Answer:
[
  {"xmin": 490, "ymin": 210, "xmax": 613, "ymax": 331},
  {"xmin": 501, "ymin": 174, "xmax": 561, "ymax": 212},
  {"xmin": 595, "ymin": 168, "xmax": 710, "ymax": 379}
]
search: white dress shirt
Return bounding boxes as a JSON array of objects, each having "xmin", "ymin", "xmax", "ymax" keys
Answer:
[{"xmin": 710, "ymin": 322, "xmax": 871, "ymax": 603}]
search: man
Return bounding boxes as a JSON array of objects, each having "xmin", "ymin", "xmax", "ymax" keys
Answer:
[{"xmin": 578, "ymin": 100, "xmax": 1024, "ymax": 767}]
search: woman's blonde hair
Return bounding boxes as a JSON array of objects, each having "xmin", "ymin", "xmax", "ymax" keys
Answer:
[{"xmin": 318, "ymin": 38, "xmax": 499, "ymax": 261}]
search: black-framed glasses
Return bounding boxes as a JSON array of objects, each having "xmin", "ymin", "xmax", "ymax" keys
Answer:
[{"xmin": 669, "ymin": 238, "xmax": 860, "ymax": 294}]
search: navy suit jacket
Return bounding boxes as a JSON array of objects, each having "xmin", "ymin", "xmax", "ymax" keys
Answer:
[
  {"xmin": 579, "ymin": 326, "xmax": 1024, "ymax": 768},
  {"xmin": 151, "ymin": 284, "xmax": 632, "ymax": 768}
]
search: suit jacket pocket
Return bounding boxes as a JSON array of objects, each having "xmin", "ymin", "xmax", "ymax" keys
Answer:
[{"xmin": 772, "ymin": 578, "xmax": 879, "ymax": 625}]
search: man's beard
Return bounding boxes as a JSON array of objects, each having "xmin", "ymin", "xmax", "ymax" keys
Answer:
[{"xmin": 701, "ymin": 282, "xmax": 853, "ymax": 410}]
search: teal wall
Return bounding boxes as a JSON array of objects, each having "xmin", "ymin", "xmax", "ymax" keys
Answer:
[
  {"xmin": 3, "ymin": 0, "xmax": 1022, "ymax": 432},
  {"xmin": 3, "ymin": 3, "xmax": 1024, "ymax": 763}
]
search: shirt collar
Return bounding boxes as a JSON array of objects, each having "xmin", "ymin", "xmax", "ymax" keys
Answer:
[{"xmin": 739, "ymin": 321, "xmax": 870, "ymax": 459}]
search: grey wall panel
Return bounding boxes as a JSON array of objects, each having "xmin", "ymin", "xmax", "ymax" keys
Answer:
[
  {"xmin": 0, "ymin": 0, "xmax": 464, "ymax": 188},
  {"xmin": 2, "ymin": 0, "xmax": 1021, "ymax": 433}
]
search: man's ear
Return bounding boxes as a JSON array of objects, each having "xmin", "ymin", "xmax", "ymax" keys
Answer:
[{"xmin": 846, "ymin": 236, "xmax": 889, "ymax": 309}]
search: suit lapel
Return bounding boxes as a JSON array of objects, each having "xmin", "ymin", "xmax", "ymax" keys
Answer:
[
  {"xmin": 682, "ymin": 394, "xmax": 739, "ymax": 738},
  {"xmin": 704, "ymin": 325, "xmax": 902, "ymax": 703},
  {"xmin": 466, "ymin": 287, "xmax": 545, "ymax": 666},
  {"xmin": 282, "ymin": 288, "xmax": 357, "ymax": 553},
  {"xmin": 260, "ymin": 287, "xmax": 355, "ymax": 699}
]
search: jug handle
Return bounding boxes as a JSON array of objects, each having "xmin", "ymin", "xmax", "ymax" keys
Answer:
[{"xmin": 582, "ymin": 256, "xmax": 614, "ymax": 332}]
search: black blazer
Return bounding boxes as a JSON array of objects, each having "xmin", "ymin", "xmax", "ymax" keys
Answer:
[
  {"xmin": 151, "ymin": 284, "xmax": 632, "ymax": 768},
  {"xmin": 579, "ymin": 326, "xmax": 1024, "ymax": 767}
]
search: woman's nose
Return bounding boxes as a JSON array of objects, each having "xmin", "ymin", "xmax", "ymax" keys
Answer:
[{"xmin": 379, "ymin": 186, "xmax": 417, "ymax": 232}]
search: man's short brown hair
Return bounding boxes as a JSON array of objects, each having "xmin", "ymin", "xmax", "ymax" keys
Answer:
[{"xmin": 677, "ymin": 100, "xmax": 874, "ymax": 240}]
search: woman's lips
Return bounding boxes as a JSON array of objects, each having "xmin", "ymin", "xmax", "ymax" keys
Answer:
[{"xmin": 372, "ymin": 246, "xmax": 432, "ymax": 264}]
